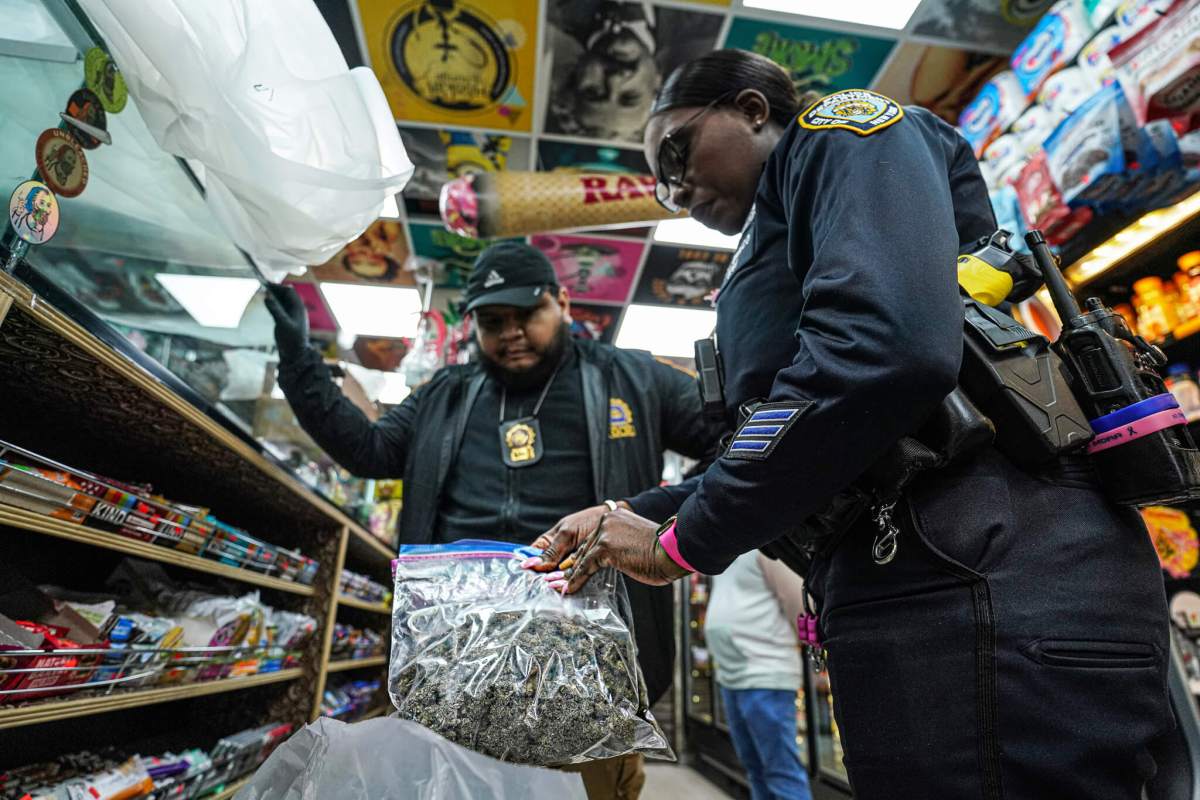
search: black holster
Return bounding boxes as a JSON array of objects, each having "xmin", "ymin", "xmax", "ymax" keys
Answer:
[{"xmin": 759, "ymin": 387, "xmax": 995, "ymax": 576}]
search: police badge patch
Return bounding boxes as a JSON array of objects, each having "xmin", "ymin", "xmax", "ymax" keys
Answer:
[{"xmin": 799, "ymin": 90, "xmax": 904, "ymax": 136}]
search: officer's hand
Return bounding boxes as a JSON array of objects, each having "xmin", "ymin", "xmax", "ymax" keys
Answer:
[
  {"xmin": 527, "ymin": 502, "xmax": 631, "ymax": 572},
  {"xmin": 542, "ymin": 508, "xmax": 689, "ymax": 594},
  {"xmin": 263, "ymin": 284, "xmax": 310, "ymax": 362}
]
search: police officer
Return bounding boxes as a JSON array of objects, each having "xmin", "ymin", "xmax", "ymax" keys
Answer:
[{"xmin": 531, "ymin": 50, "xmax": 1173, "ymax": 799}]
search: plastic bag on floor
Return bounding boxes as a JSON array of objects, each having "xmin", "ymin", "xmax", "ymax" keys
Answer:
[
  {"xmin": 232, "ymin": 717, "xmax": 586, "ymax": 799},
  {"xmin": 389, "ymin": 541, "xmax": 673, "ymax": 766},
  {"xmin": 74, "ymin": 0, "xmax": 413, "ymax": 279}
]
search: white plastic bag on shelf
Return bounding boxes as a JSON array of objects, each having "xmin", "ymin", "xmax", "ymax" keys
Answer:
[
  {"xmin": 73, "ymin": 0, "xmax": 413, "ymax": 280},
  {"xmin": 232, "ymin": 717, "xmax": 587, "ymax": 800}
]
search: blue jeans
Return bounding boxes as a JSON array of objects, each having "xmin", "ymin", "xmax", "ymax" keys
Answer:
[{"xmin": 720, "ymin": 687, "xmax": 812, "ymax": 800}]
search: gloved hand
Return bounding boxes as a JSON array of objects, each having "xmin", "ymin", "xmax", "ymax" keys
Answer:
[{"xmin": 264, "ymin": 283, "xmax": 310, "ymax": 362}]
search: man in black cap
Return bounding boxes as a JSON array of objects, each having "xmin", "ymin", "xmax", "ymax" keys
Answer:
[{"xmin": 265, "ymin": 241, "xmax": 717, "ymax": 798}]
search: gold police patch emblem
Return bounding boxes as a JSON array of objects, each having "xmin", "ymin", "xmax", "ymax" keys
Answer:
[
  {"xmin": 799, "ymin": 90, "xmax": 904, "ymax": 136},
  {"xmin": 609, "ymin": 398, "xmax": 637, "ymax": 439}
]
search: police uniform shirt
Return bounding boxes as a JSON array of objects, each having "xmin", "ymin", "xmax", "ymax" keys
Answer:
[
  {"xmin": 435, "ymin": 343, "xmax": 595, "ymax": 543},
  {"xmin": 674, "ymin": 94, "xmax": 997, "ymax": 575}
]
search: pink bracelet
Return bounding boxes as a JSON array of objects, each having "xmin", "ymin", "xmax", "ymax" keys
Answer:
[
  {"xmin": 1086, "ymin": 407, "xmax": 1187, "ymax": 454},
  {"xmin": 658, "ymin": 520, "xmax": 697, "ymax": 573}
]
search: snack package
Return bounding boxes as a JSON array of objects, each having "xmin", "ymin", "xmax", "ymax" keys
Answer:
[
  {"xmin": 1112, "ymin": 0, "xmax": 1200, "ymax": 124},
  {"xmin": 1014, "ymin": 150, "xmax": 1096, "ymax": 244},
  {"xmin": 1116, "ymin": 0, "xmax": 1176, "ymax": 37},
  {"xmin": 959, "ymin": 71, "xmax": 1028, "ymax": 156},
  {"xmin": 983, "ymin": 134, "xmax": 1027, "ymax": 185},
  {"xmin": 1085, "ymin": 0, "xmax": 1123, "ymax": 25},
  {"xmin": 1011, "ymin": 0, "xmax": 1097, "ymax": 98},
  {"xmin": 1044, "ymin": 83, "xmax": 1127, "ymax": 205},
  {"xmin": 1080, "ymin": 26, "xmax": 1128, "ymax": 86},
  {"xmin": 1012, "ymin": 104, "xmax": 1070, "ymax": 158},
  {"xmin": 389, "ymin": 540, "xmax": 672, "ymax": 766},
  {"xmin": 990, "ymin": 186, "xmax": 1030, "ymax": 248},
  {"xmin": 1040, "ymin": 66, "xmax": 1103, "ymax": 115}
]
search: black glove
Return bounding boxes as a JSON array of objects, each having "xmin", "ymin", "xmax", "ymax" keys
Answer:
[{"xmin": 264, "ymin": 284, "xmax": 309, "ymax": 362}]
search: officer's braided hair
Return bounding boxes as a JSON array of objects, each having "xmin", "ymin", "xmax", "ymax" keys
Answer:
[{"xmin": 651, "ymin": 49, "xmax": 805, "ymax": 130}]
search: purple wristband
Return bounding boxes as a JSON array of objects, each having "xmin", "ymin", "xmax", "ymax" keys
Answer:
[{"xmin": 658, "ymin": 520, "xmax": 697, "ymax": 573}]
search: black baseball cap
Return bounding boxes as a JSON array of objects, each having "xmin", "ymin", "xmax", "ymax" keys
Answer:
[{"xmin": 462, "ymin": 241, "xmax": 558, "ymax": 313}]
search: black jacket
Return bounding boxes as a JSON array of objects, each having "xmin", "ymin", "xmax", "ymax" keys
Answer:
[
  {"xmin": 633, "ymin": 100, "xmax": 998, "ymax": 574},
  {"xmin": 277, "ymin": 337, "xmax": 717, "ymax": 702}
]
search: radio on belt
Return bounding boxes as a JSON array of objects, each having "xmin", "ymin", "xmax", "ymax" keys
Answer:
[
  {"xmin": 1028, "ymin": 230, "xmax": 1200, "ymax": 506},
  {"xmin": 694, "ymin": 336, "xmax": 725, "ymax": 421}
]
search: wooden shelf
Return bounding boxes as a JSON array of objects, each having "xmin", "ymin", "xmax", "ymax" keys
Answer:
[
  {"xmin": 337, "ymin": 594, "xmax": 391, "ymax": 615},
  {"xmin": 0, "ymin": 668, "xmax": 302, "ymax": 731},
  {"xmin": 211, "ymin": 777, "xmax": 250, "ymax": 800},
  {"xmin": 359, "ymin": 705, "xmax": 389, "ymax": 721},
  {"xmin": 0, "ymin": 505, "xmax": 315, "ymax": 596},
  {"xmin": 326, "ymin": 655, "xmax": 387, "ymax": 673},
  {"xmin": 346, "ymin": 524, "xmax": 394, "ymax": 566}
]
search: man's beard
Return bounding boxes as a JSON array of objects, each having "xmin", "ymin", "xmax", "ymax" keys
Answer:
[{"xmin": 480, "ymin": 322, "xmax": 572, "ymax": 392}]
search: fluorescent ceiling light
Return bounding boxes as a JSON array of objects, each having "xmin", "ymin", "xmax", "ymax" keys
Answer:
[
  {"xmin": 155, "ymin": 274, "xmax": 260, "ymax": 329},
  {"xmin": 319, "ymin": 282, "xmax": 423, "ymax": 338},
  {"xmin": 381, "ymin": 193, "xmax": 401, "ymax": 219},
  {"xmin": 654, "ymin": 217, "xmax": 739, "ymax": 251},
  {"xmin": 616, "ymin": 304, "xmax": 716, "ymax": 358},
  {"xmin": 742, "ymin": 0, "xmax": 922, "ymax": 29}
]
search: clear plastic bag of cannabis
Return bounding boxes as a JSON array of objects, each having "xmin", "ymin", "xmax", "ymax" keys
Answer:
[{"xmin": 389, "ymin": 540, "xmax": 673, "ymax": 766}]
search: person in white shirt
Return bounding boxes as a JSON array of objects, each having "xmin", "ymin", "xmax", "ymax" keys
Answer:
[{"xmin": 704, "ymin": 551, "xmax": 813, "ymax": 800}]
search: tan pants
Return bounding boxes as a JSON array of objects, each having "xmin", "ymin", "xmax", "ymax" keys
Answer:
[{"xmin": 558, "ymin": 754, "xmax": 646, "ymax": 799}]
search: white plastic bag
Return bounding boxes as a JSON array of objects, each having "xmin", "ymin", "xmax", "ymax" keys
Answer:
[
  {"xmin": 74, "ymin": 0, "xmax": 413, "ymax": 279},
  {"xmin": 232, "ymin": 717, "xmax": 587, "ymax": 800}
]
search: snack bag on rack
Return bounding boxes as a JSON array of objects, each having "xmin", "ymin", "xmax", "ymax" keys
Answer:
[
  {"xmin": 1011, "ymin": 0, "xmax": 1096, "ymax": 98},
  {"xmin": 959, "ymin": 70, "xmax": 1027, "ymax": 156},
  {"xmin": 389, "ymin": 541, "xmax": 672, "ymax": 767},
  {"xmin": 1044, "ymin": 84, "xmax": 1127, "ymax": 206},
  {"xmin": 1079, "ymin": 26, "xmax": 1127, "ymax": 86},
  {"xmin": 1112, "ymin": 0, "xmax": 1200, "ymax": 123}
]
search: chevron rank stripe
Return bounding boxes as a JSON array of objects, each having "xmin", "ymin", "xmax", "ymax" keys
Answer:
[{"xmin": 725, "ymin": 401, "xmax": 811, "ymax": 461}]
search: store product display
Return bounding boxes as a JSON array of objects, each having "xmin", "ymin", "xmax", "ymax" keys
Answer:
[
  {"xmin": 964, "ymin": 0, "xmax": 1200, "ymax": 245},
  {"xmin": 339, "ymin": 568, "xmax": 390, "ymax": 605},
  {"xmin": 321, "ymin": 677, "xmax": 381, "ymax": 721},
  {"xmin": 330, "ymin": 623, "xmax": 385, "ymax": 662},
  {"xmin": 389, "ymin": 541, "xmax": 671, "ymax": 766},
  {"xmin": 0, "ymin": 563, "xmax": 316, "ymax": 704},
  {"xmin": 0, "ymin": 440, "xmax": 318, "ymax": 584},
  {"xmin": 0, "ymin": 721, "xmax": 293, "ymax": 800}
]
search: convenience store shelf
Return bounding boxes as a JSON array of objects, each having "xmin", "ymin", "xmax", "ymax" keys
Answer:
[
  {"xmin": 0, "ymin": 668, "xmax": 303, "ymax": 731},
  {"xmin": 346, "ymin": 524, "xmax": 394, "ymax": 565},
  {"xmin": 326, "ymin": 655, "xmax": 387, "ymax": 673},
  {"xmin": 211, "ymin": 778, "xmax": 250, "ymax": 800},
  {"xmin": 360, "ymin": 705, "xmax": 389, "ymax": 721},
  {"xmin": 337, "ymin": 594, "xmax": 391, "ymax": 615},
  {"xmin": 0, "ymin": 505, "xmax": 315, "ymax": 597}
]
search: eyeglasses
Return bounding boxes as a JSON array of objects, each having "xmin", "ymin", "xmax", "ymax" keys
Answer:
[{"xmin": 654, "ymin": 91, "xmax": 738, "ymax": 213}]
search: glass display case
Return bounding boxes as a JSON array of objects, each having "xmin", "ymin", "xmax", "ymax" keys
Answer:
[{"xmin": 0, "ymin": 0, "xmax": 386, "ymax": 534}]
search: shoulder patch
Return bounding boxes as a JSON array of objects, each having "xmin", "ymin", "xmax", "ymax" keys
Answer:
[
  {"xmin": 798, "ymin": 90, "xmax": 904, "ymax": 136},
  {"xmin": 725, "ymin": 401, "xmax": 812, "ymax": 461}
]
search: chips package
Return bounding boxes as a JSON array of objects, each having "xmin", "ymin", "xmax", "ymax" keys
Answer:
[
  {"xmin": 1080, "ymin": 26, "xmax": 1128, "ymax": 86},
  {"xmin": 1041, "ymin": 67, "xmax": 1104, "ymax": 115}
]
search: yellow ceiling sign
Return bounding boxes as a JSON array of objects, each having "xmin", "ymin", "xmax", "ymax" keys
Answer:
[{"xmin": 357, "ymin": 0, "xmax": 537, "ymax": 131}]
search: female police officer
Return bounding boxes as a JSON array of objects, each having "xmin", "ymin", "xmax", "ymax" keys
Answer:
[{"xmin": 531, "ymin": 50, "xmax": 1174, "ymax": 798}]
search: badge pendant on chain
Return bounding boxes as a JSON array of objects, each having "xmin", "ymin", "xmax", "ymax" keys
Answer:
[{"xmin": 499, "ymin": 417, "xmax": 543, "ymax": 467}]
